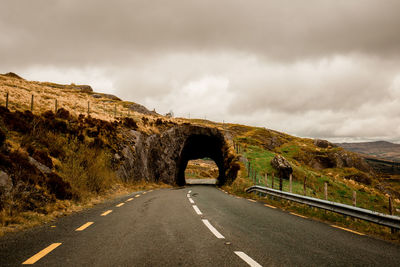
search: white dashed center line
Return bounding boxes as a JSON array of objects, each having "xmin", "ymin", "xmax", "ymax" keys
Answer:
[
  {"xmin": 188, "ymin": 198, "xmax": 195, "ymax": 204},
  {"xmin": 186, "ymin": 194, "xmax": 190, "ymax": 198},
  {"xmin": 202, "ymin": 219, "xmax": 225, "ymax": 239},
  {"xmin": 188, "ymin": 190, "xmax": 192, "ymax": 193},
  {"xmin": 234, "ymin": 251, "xmax": 263, "ymax": 267},
  {"xmin": 192, "ymin": 205, "xmax": 203, "ymax": 215}
]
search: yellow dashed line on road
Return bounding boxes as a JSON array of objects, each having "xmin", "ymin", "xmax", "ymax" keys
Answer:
[
  {"xmin": 264, "ymin": 204, "xmax": 277, "ymax": 209},
  {"xmin": 331, "ymin": 225, "xmax": 364, "ymax": 236},
  {"xmin": 126, "ymin": 198, "xmax": 134, "ymax": 202},
  {"xmin": 290, "ymin": 212, "xmax": 307, "ymax": 219},
  {"xmin": 116, "ymin": 203, "xmax": 125, "ymax": 207},
  {"xmin": 142, "ymin": 192, "xmax": 147, "ymax": 195},
  {"xmin": 101, "ymin": 210, "xmax": 113, "ymax": 216},
  {"xmin": 75, "ymin": 222, "xmax": 94, "ymax": 231},
  {"xmin": 135, "ymin": 195, "xmax": 140, "ymax": 198},
  {"xmin": 247, "ymin": 199, "xmax": 257, "ymax": 203},
  {"xmin": 22, "ymin": 243, "xmax": 62, "ymax": 265}
]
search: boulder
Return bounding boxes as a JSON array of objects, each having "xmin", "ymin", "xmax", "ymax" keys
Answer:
[
  {"xmin": 314, "ymin": 139, "xmax": 331, "ymax": 148},
  {"xmin": 0, "ymin": 170, "xmax": 12, "ymax": 192},
  {"xmin": 271, "ymin": 154, "xmax": 293, "ymax": 179},
  {"xmin": 29, "ymin": 156, "xmax": 52, "ymax": 174}
]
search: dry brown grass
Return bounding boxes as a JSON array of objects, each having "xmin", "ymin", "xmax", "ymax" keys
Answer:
[{"xmin": 0, "ymin": 181, "xmax": 170, "ymax": 237}]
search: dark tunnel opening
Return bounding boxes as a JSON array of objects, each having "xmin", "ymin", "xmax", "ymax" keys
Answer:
[{"xmin": 176, "ymin": 134, "xmax": 226, "ymax": 186}]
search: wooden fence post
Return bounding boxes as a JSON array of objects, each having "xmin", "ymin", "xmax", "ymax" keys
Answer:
[
  {"xmin": 265, "ymin": 173, "xmax": 268, "ymax": 188},
  {"xmin": 5, "ymin": 92, "xmax": 9, "ymax": 109},
  {"xmin": 389, "ymin": 197, "xmax": 393, "ymax": 215},
  {"xmin": 324, "ymin": 182, "xmax": 328, "ymax": 200},
  {"xmin": 271, "ymin": 173, "xmax": 275, "ymax": 189},
  {"xmin": 303, "ymin": 176, "xmax": 307, "ymax": 196},
  {"xmin": 289, "ymin": 174, "xmax": 292, "ymax": 193},
  {"xmin": 30, "ymin": 94, "xmax": 34, "ymax": 111},
  {"xmin": 353, "ymin": 191, "xmax": 357, "ymax": 207},
  {"xmin": 87, "ymin": 101, "xmax": 90, "ymax": 116},
  {"xmin": 279, "ymin": 176, "xmax": 283, "ymax": 191},
  {"xmin": 55, "ymin": 99, "xmax": 58, "ymax": 113}
]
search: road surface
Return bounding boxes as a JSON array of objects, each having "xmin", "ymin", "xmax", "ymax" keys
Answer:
[{"xmin": 1, "ymin": 185, "xmax": 400, "ymax": 266}]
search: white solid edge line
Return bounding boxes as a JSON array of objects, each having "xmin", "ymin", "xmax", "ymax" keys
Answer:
[
  {"xmin": 234, "ymin": 251, "xmax": 263, "ymax": 267},
  {"xmin": 188, "ymin": 198, "xmax": 195, "ymax": 204},
  {"xmin": 192, "ymin": 205, "xmax": 202, "ymax": 215},
  {"xmin": 202, "ymin": 219, "xmax": 225, "ymax": 239}
]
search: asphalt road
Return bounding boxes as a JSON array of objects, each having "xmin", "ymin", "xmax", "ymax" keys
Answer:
[{"xmin": 1, "ymin": 185, "xmax": 400, "ymax": 266}]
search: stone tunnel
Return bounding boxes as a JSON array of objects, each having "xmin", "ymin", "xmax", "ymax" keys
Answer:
[{"xmin": 118, "ymin": 124, "xmax": 240, "ymax": 186}]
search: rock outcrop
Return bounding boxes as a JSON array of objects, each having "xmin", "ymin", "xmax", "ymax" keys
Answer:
[
  {"xmin": 116, "ymin": 124, "xmax": 239, "ymax": 186},
  {"xmin": 271, "ymin": 154, "xmax": 293, "ymax": 179}
]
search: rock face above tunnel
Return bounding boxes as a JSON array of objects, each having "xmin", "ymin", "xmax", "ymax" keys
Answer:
[{"xmin": 117, "ymin": 124, "xmax": 239, "ymax": 186}]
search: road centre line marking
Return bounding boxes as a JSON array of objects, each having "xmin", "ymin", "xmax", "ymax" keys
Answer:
[
  {"xmin": 135, "ymin": 195, "xmax": 140, "ymax": 198},
  {"xmin": 142, "ymin": 192, "xmax": 147, "ymax": 195},
  {"xmin": 22, "ymin": 243, "xmax": 62, "ymax": 265},
  {"xmin": 234, "ymin": 251, "xmax": 262, "ymax": 267},
  {"xmin": 247, "ymin": 199, "xmax": 257, "ymax": 203},
  {"xmin": 188, "ymin": 190, "xmax": 192, "ymax": 193},
  {"xmin": 331, "ymin": 225, "xmax": 365, "ymax": 236},
  {"xmin": 187, "ymin": 194, "xmax": 190, "ymax": 198},
  {"xmin": 116, "ymin": 203, "xmax": 125, "ymax": 207},
  {"xmin": 149, "ymin": 190, "xmax": 153, "ymax": 192},
  {"xmin": 188, "ymin": 198, "xmax": 195, "ymax": 204},
  {"xmin": 290, "ymin": 212, "xmax": 307, "ymax": 218},
  {"xmin": 264, "ymin": 204, "xmax": 276, "ymax": 209},
  {"xmin": 202, "ymin": 219, "xmax": 225, "ymax": 239},
  {"xmin": 101, "ymin": 210, "xmax": 113, "ymax": 216},
  {"xmin": 75, "ymin": 222, "xmax": 94, "ymax": 231},
  {"xmin": 126, "ymin": 198, "xmax": 134, "ymax": 202},
  {"xmin": 192, "ymin": 205, "xmax": 203, "ymax": 215}
]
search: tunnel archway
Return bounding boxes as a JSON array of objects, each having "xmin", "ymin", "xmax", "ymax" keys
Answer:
[
  {"xmin": 176, "ymin": 134, "xmax": 226, "ymax": 186},
  {"xmin": 129, "ymin": 124, "xmax": 239, "ymax": 186}
]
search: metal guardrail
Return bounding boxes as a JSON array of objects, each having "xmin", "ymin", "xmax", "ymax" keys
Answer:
[{"xmin": 246, "ymin": 185, "xmax": 400, "ymax": 230}]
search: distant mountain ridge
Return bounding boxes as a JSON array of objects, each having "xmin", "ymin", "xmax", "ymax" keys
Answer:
[{"xmin": 336, "ymin": 141, "xmax": 400, "ymax": 162}]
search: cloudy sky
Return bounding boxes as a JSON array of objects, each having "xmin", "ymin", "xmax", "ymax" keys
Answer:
[{"xmin": 1, "ymin": 0, "xmax": 400, "ymax": 143}]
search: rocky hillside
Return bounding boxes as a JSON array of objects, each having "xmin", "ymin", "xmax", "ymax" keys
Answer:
[{"xmin": 0, "ymin": 73, "xmax": 399, "ymax": 233}]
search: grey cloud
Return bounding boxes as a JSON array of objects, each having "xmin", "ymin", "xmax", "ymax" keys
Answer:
[
  {"xmin": 1, "ymin": 1, "xmax": 400, "ymax": 142},
  {"xmin": 2, "ymin": 0, "xmax": 400, "ymax": 68}
]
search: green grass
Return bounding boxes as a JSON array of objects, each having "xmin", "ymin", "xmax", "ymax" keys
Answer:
[{"xmin": 237, "ymin": 142, "xmax": 396, "ymax": 215}]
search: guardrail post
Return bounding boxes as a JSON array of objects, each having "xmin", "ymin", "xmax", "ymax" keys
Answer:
[
  {"xmin": 353, "ymin": 191, "xmax": 357, "ymax": 207},
  {"xmin": 289, "ymin": 174, "xmax": 292, "ymax": 193},
  {"xmin": 30, "ymin": 94, "xmax": 34, "ymax": 111},
  {"xmin": 5, "ymin": 92, "xmax": 9, "ymax": 109},
  {"xmin": 55, "ymin": 99, "xmax": 58, "ymax": 113},
  {"xmin": 389, "ymin": 197, "xmax": 398, "ymax": 234},
  {"xmin": 279, "ymin": 176, "xmax": 283, "ymax": 191},
  {"xmin": 87, "ymin": 101, "xmax": 90, "ymax": 116},
  {"xmin": 324, "ymin": 182, "xmax": 328, "ymax": 200},
  {"xmin": 303, "ymin": 176, "xmax": 307, "ymax": 196},
  {"xmin": 265, "ymin": 173, "xmax": 268, "ymax": 188}
]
